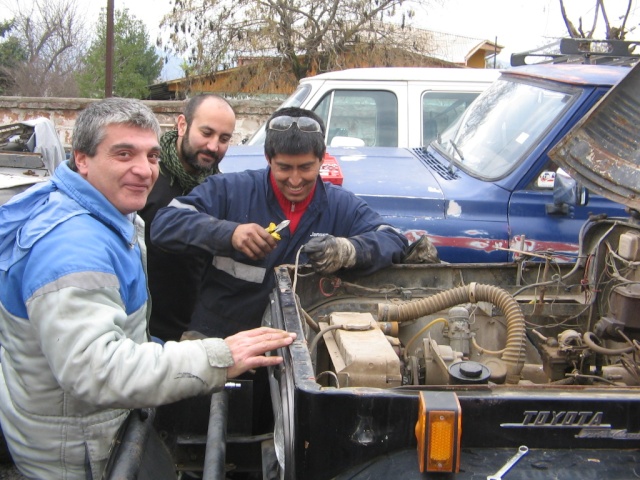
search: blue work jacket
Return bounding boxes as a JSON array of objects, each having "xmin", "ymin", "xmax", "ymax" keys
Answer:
[{"xmin": 151, "ymin": 168, "xmax": 407, "ymax": 338}]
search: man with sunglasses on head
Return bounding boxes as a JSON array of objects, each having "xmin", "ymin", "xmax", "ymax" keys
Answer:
[{"xmin": 151, "ymin": 107, "xmax": 407, "ymax": 432}]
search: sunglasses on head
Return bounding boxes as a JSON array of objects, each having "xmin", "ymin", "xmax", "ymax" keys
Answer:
[{"xmin": 267, "ymin": 115, "xmax": 322, "ymax": 133}]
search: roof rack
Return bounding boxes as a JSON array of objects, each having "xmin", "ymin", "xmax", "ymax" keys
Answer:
[{"xmin": 511, "ymin": 38, "xmax": 640, "ymax": 67}]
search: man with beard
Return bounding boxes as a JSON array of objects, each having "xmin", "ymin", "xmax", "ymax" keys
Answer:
[{"xmin": 140, "ymin": 94, "xmax": 236, "ymax": 342}]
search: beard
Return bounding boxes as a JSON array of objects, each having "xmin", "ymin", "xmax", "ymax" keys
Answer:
[{"xmin": 181, "ymin": 127, "xmax": 221, "ymax": 174}]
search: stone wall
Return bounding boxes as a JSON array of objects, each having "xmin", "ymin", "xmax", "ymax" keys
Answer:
[{"xmin": 0, "ymin": 96, "xmax": 283, "ymax": 148}]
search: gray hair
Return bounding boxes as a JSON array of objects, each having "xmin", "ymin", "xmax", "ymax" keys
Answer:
[{"xmin": 69, "ymin": 97, "xmax": 161, "ymax": 171}]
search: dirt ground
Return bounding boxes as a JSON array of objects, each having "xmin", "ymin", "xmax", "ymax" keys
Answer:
[{"xmin": 0, "ymin": 463, "xmax": 24, "ymax": 480}]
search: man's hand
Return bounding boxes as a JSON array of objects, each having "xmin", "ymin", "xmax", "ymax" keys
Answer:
[
  {"xmin": 225, "ymin": 327, "xmax": 296, "ymax": 378},
  {"xmin": 302, "ymin": 235, "xmax": 356, "ymax": 275},
  {"xmin": 231, "ymin": 224, "xmax": 278, "ymax": 260}
]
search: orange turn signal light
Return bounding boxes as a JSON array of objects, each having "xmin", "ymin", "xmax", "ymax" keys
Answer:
[{"xmin": 415, "ymin": 391, "xmax": 462, "ymax": 473}]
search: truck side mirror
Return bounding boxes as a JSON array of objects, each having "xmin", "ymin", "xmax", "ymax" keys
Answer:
[{"xmin": 545, "ymin": 168, "xmax": 588, "ymax": 215}]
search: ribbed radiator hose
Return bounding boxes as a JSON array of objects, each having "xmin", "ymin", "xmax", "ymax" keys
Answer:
[{"xmin": 377, "ymin": 282, "xmax": 527, "ymax": 384}]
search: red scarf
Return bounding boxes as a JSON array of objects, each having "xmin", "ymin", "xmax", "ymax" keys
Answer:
[{"xmin": 270, "ymin": 172, "xmax": 316, "ymax": 233}]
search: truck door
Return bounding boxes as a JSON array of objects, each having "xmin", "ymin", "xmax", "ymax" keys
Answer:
[{"xmin": 508, "ymin": 159, "xmax": 626, "ymax": 262}]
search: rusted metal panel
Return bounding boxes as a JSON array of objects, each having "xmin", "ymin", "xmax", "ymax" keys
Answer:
[{"xmin": 549, "ymin": 62, "xmax": 640, "ymax": 211}]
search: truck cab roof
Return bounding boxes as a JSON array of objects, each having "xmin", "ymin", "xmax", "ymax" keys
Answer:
[
  {"xmin": 303, "ymin": 66, "xmax": 502, "ymax": 83},
  {"xmin": 504, "ymin": 63, "xmax": 628, "ymax": 86}
]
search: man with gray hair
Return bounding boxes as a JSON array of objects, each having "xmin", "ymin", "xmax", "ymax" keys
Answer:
[{"xmin": 0, "ymin": 97, "xmax": 294, "ymax": 479}]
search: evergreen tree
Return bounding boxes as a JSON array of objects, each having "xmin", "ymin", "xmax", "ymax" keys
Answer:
[
  {"xmin": 0, "ymin": 20, "xmax": 28, "ymax": 95},
  {"xmin": 77, "ymin": 8, "xmax": 163, "ymax": 99}
]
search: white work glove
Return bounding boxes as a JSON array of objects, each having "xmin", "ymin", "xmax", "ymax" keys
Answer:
[{"xmin": 303, "ymin": 235, "xmax": 356, "ymax": 275}]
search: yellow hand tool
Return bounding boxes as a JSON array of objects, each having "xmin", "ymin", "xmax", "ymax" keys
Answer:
[{"xmin": 265, "ymin": 220, "xmax": 290, "ymax": 241}]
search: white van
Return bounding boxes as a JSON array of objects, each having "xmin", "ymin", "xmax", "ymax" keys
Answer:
[{"xmin": 245, "ymin": 67, "xmax": 500, "ymax": 148}]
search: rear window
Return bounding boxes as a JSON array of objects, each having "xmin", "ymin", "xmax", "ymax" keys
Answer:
[{"xmin": 314, "ymin": 90, "xmax": 398, "ymax": 147}]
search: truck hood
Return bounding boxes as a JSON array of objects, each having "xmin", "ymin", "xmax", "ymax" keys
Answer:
[
  {"xmin": 223, "ymin": 145, "xmax": 446, "ymax": 218},
  {"xmin": 550, "ymin": 61, "xmax": 640, "ymax": 211}
]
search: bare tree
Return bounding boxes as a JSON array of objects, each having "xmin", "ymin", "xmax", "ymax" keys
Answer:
[
  {"xmin": 159, "ymin": 0, "xmax": 435, "ymax": 82},
  {"xmin": 559, "ymin": 0, "xmax": 633, "ymax": 40},
  {"xmin": 1, "ymin": 0, "xmax": 89, "ymax": 97}
]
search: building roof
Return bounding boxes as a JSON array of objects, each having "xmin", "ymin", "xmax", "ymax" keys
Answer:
[
  {"xmin": 147, "ymin": 28, "xmax": 502, "ymax": 99},
  {"xmin": 407, "ymin": 28, "xmax": 503, "ymax": 65}
]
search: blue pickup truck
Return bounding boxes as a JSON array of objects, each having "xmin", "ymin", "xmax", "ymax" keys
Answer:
[
  {"xmin": 223, "ymin": 64, "xmax": 630, "ymax": 263},
  {"xmin": 142, "ymin": 61, "xmax": 640, "ymax": 480},
  {"xmin": 40, "ymin": 62, "xmax": 637, "ymax": 480}
]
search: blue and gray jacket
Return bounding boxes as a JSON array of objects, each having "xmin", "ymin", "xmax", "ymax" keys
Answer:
[{"xmin": 0, "ymin": 162, "xmax": 232, "ymax": 479}]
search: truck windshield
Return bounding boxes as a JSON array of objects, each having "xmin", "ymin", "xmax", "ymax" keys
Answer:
[{"xmin": 433, "ymin": 77, "xmax": 579, "ymax": 180}]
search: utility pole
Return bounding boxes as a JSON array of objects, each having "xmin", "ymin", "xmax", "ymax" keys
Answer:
[{"xmin": 105, "ymin": 0, "xmax": 115, "ymax": 97}]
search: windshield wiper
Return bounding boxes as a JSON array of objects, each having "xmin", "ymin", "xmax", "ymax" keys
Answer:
[
  {"xmin": 449, "ymin": 139, "xmax": 464, "ymax": 162},
  {"xmin": 447, "ymin": 139, "xmax": 464, "ymax": 173}
]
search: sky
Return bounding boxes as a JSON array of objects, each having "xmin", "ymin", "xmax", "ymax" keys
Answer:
[
  {"xmin": 4, "ymin": 0, "xmax": 640, "ymax": 80},
  {"xmin": 417, "ymin": 0, "xmax": 640, "ymax": 64}
]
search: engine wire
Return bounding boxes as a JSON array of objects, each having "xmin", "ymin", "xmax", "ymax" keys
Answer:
[
  {"xmin": 316, "ymin": 370, "xmax": 340, "ymax": 388},
  {"xmin": 296, "ymin": 296, "xmax": 319, "ymax": 333},
  {"xmin": 309, "ymin": 324, "xmax": 344, "ymax": 357},
  {"xmin": 291, "ymin": 244, "xmax": 310, "ymax": 294},
  {"xmin": 403, "ymin": 317, "xmax": 448, "ymax": 362},
  {"xmin": 565, "ymin": 372, "xmax": 618, "ymax": 385},
  {"xmin": 471, "ymin": 337, "xmax": 505, "ymax": 356},
  {"xmin": 583, "ymin": 331, "xmax": 635, "ymax": 355}
]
